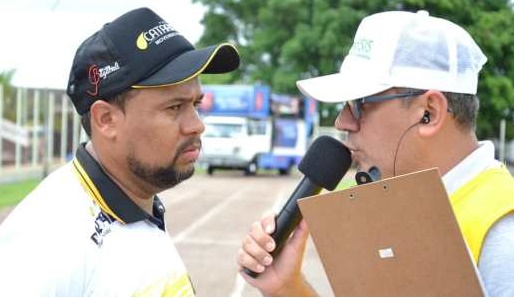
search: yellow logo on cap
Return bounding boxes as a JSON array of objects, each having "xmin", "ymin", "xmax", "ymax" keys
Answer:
[
  {"xmin": 136, "ymin": 22, "xmax": 178, "ymax": 51},
  {"xmin": 136, "ymin": 33, "xmax": 148, "ymax": 50}
]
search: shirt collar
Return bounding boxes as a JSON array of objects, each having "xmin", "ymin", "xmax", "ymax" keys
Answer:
[
  {"xmin": 73, "ymin": 143, "xmax": 165, "ymax": 227},
  {"xmin": 442, "ymin": 140, "xmax": 502, "ymax": 195}
]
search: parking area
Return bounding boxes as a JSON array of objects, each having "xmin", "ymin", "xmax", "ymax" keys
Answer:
[{"xmin": 160, "ymin": 170, "xmax": 334, "ymax": 296}]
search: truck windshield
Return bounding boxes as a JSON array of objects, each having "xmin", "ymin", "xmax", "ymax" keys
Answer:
[{"xmin": 204, "ymin": 123, "xmax": 244, "ymax": 138}]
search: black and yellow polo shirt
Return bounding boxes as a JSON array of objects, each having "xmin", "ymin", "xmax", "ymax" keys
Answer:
[
  {"xmin": 0, "ymin": 143, "xmax": 195, "ymax": 296},
  {"xmin": 73, "ymin": 144, "xmax": 167, "ymax": 232}
]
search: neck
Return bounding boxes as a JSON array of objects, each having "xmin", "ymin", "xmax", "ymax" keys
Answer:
[
  {"xmin": 85, "ymin": 142, "xmax": 155, "ymax": 214},
  {"xmin": 430, "ymin": 130, "xmax": 478, "ymax": 176}
]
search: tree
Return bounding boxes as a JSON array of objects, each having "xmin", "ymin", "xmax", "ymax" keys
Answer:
[
  {"xmin": 194, "ymin": 0, "xmax": 514, "ymax": 137},
  {"xmin": 0, "ymin": 69, "xmax": 15, "ymax": 98},
  {"xmin": 0, "ymin": 69, "xmax": 16, "ymax": 121}
]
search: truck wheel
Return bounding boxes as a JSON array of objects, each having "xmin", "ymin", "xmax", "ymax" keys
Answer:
[
  {"xmin": 244, "ymin": 162, "xmax": 257, "ymax": 176},
  {"xmin": 207, "ymin": 166, "xmax": 215, "ymax": 175},
  {"xmin": 278, "ymin": 167, "xmax": 291, "ymax": 176}
]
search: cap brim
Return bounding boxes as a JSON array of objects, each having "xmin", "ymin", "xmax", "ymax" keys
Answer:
[
  {"xmin": 296, "ymin": 73, "xmax": 392, "ymax": 103},
  {"xmin": 133, "ymin": 43, "xmax": 239, "ymax": 88}
]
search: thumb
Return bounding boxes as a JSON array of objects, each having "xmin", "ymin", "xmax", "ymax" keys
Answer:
[{"xmin": 261, "ymin": 211, "xmax": 277, "ymax": 235}]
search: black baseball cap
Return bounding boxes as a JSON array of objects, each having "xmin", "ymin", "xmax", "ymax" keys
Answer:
[{"xmin": 66, "ymin": 7, "xmax": 240, "ymax": 115}]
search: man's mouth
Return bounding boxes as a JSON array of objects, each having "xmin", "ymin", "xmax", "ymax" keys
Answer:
[
  {"xmin": 178, "ymin": 139, "xmax": 202, "ymax": 162},
  {"xmin": 343, "ymin": 142, "xmax": 358, "ymax": 154},
  {"xmin": 180, "ymin": 146, "xmax": 200, "ymax": 162}
]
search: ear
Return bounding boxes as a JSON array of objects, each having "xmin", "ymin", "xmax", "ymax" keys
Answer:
[
  {"xmin": 417, "ymin": 90, "xmax": 450, "ymax": 138},
  {"xmin": 89, "ymin": 100, "xmax": 123, "ymax": 140}
]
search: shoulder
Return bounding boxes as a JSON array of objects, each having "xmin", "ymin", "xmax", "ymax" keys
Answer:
[{"xmin": 479, "ymin": 214, "xmax": 514, "ymax": 296}]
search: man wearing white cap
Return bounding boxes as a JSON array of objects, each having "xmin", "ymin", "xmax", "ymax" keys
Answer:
[{"xmin": 237, "ymin": 10, "xmax": 514, "ymax": 296}]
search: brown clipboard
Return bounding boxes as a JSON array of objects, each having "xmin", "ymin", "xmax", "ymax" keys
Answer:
[{"xmin": 298, "ymin": 168, "xmax": 484, "ymax": 296}]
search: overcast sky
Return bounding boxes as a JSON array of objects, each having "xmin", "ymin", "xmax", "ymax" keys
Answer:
[{"xmin": 0, "ymin": 0, "xmax": 206, "ymax": 89}]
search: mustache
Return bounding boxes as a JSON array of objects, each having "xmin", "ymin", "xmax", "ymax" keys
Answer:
[{"xmin": 176, "ymin": 137, "xmax": 202, "ymax": 155}]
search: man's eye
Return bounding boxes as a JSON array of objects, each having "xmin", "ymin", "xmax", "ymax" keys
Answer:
[
  {"xmin": 168, "ymin": 104, "xmax": 181, "ymax": 111},
  {"xmin": 358, "ymin": 101, "xmax": 368, "ymax": 111}
]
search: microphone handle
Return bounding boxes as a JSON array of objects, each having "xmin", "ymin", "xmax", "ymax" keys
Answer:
[{"xmin": 244, "ymin": 177, "xmax": 322, "ymax": 278}]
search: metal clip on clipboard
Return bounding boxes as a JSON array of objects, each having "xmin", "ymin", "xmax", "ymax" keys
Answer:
[{"xmin": 355, "ymin": 166, "xmax": 381, "ymax": 185}]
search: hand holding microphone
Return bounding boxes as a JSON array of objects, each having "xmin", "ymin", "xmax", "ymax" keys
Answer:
[{"xmin": 242, "ymin": 135, "xmax": 352, "ymax": 278}]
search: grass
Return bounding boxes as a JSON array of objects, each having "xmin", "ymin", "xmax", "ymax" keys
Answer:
[
  {"xmin": 0, "ymin": 179, "xmax": 40, "ymax": 208},
  {"xmin": 0, "ymin": 169, "xmax": 354, "ymax": 209},
  {"xmin": 336, "ymin": 178, "xmax": 356, "ymax": 190}
]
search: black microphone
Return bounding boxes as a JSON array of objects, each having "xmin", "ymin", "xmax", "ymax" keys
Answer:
[{"xmin": 244, "ymin": 135, "xmax": 352, "ymax": 278}]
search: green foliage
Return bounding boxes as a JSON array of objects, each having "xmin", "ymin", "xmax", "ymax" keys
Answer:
[
  {"xmin": 0, "ymin": 69, "xmax": 15, "ymax": 102},
  {"xmin": 0, "ymin": 69, "xmax": 16, "ymax": 121},
  {"xmin": 0, "ymin": 69, "xmax": 15, "ymax": 94},
  {"xmin": 194, "ymin": 0, "xmax": 514, "ymax": 136}
]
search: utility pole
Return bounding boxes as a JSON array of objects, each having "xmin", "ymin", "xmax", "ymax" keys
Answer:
[{"xmin": 499, "ymin": 118, "xmax": 506, "ymax": 163}]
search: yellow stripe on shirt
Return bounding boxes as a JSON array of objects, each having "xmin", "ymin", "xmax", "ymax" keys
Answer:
[
  {"xmin": 134, "ymin": 273, "xmax": 195, "ymax": 297},
  {"xmin": 72, "ymin": 158, "xmax": 125, "ymax": 224}
]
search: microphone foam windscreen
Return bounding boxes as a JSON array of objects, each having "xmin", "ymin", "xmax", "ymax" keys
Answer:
[{"xmin": 298, "ymin": 135, "xmax": 352, "ymax": 191}]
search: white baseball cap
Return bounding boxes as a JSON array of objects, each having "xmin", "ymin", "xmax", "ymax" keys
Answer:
[{"xmin": 296, "ymin": 10, "xmax": 487, "ymax": 103}]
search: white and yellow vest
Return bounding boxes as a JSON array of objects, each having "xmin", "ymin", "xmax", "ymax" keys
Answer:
[{"xmin": 450, "ymin": 166, "xmax": 514, "ymax": 263}]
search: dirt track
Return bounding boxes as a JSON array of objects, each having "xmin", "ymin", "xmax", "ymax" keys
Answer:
[{"xmin": 0, "ymin": 170, "xmax": 336, "ymax": 296}]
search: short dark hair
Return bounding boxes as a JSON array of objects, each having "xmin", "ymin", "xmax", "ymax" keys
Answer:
[
  {"xmin": 398, "ymin": 88, "xmax": 478, "ymax": 131},
  {"xmin": 80, "ymin": 89, "xmax": 139, "ymax": 138},
  {"xmin": 441, "ymin": 92, "xmax": 479, "ymax": 131}
]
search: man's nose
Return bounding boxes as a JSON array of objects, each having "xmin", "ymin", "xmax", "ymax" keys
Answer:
[
  {"xmin": 334, "ymin": 103, "xmax": 359, "ymax": 132},
  {"xmin": 183, "ymin": 107, "xmax": 205, "ymax": 135}
]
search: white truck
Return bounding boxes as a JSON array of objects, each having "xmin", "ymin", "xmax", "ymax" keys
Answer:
[{"xmin": 198, "ymin": 84, "xmax": 317, "ymax": 176}]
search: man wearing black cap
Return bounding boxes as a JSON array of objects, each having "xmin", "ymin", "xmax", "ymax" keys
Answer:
[{"xmin": 0, "ymin": 7, "xmax": 239, "ymax": 296}]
